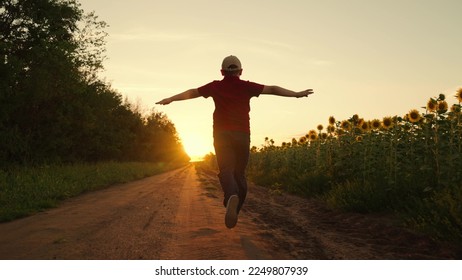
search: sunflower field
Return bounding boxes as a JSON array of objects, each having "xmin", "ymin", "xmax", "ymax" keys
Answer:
[{"xmin": 248, "ymin": 89, "xmax": 462, "ymax": 244}]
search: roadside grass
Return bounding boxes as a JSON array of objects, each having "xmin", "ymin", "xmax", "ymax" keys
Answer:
[{"xmin": 0, "ymin": 162, "xmax": 177, "ymax": 222}]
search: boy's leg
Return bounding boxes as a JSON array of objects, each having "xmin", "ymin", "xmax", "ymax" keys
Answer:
[
  {"xmin": 232, "ymin": 132, "xmax": 250, "ymax": 213},
  {"xmin": 213, "ymin": 131, "xmax": 238, "ymax": 208}
]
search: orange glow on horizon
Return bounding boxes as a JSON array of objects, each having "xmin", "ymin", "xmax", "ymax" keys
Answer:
[{"xmin": 181, "ymin": 133, "xmax": 213, "ymax": 162}]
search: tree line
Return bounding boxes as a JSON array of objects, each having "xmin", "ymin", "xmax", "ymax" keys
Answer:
[{"xmin": 0, "ymin": 0, "xmax": 189, "ymax": 166}]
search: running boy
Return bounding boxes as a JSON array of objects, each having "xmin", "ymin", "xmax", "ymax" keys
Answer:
[{"xmin": 156, "ymin": 55, "xmax": 314, "ymax": 228}]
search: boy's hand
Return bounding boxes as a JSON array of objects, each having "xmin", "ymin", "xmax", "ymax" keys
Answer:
[
  {"xmin": 297, "ymin": 89, "xmax": 314, "ymax": 98},
  {"xmin": 156, "ymin": 98, "xmax": 172, "ymax": 105}
]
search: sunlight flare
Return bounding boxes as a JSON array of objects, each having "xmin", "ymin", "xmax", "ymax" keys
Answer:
[{"xmin": 181, "ymin": 133, "xmax": 213, "ymax": 161}]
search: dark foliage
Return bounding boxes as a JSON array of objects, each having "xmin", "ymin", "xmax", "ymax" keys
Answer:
[{"xmin": 0, "ymin": 0, "xmax": 189, "ymax": 166}]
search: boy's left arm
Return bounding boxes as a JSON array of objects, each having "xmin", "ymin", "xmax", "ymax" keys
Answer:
[{"xmin": 261, "ymin": 86, "xmax": 313, "ymax": 98}]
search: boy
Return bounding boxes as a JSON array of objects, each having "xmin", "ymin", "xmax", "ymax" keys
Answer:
[{"xmin": 156, "ymin": 55, "xmax": 314, "ymax": 228}]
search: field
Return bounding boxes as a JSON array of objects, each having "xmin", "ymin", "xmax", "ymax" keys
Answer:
[{"xmin": 247, "ymin": 90, "xmax": 462, "ymax": 244}]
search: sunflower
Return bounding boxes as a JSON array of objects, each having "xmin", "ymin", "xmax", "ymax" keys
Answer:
[
  {"xmin": 340, "ymin": 120, "xmax": 351, "ymax": 131},
  {"xmin": 329, "ymin": 116, "xmax": 336, "ymax": 125},
  {"xmin": 451, "ymin": 104, "xmax": 461, "ymax": 113},
  {"xmin": 426, "ymin": 98, "xmax": 437, "ymax": 112},
  {"xmin": 317, "ymin": 124, "xmax": 324, "ymax": 131},
  {"xmin": 358, "ymin": 120, "xmax": 370, "ymax": 132},
  {"xmin": 327, "ymin": 125, "xmax": 336, "ymax": 134},
  {"xmin": 456, "ymin": 88, "xmax": 462, "ymax": 103},
  {"xmin": 299, "ymin": 136, "xmax": 307, "ymax": 144},
  {"xmin": 382, "ymin": 116, "xmax": 393, "ymax": 129},
  {"xmin": 356, "ymin": 136, "xmax": 363, "ymax": 142},
  {"xmin": 437, "ymin": 100, "xmax": 448, "ymax": 113},
  {"xmin": 308, "ymin": 130, "xmax": 318, "ymax": 141},
  {"xmin": 371, "ymin": 119, "xmax": 381, "ymax": 130},
  {"xmin": 408, "ymin": 109, "xmax": 421, "ymax": 123}
]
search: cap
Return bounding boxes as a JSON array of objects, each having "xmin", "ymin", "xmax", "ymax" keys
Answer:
[{"xmin": 221, "ymin": 55, "xmax": 242, "ymax": 71}]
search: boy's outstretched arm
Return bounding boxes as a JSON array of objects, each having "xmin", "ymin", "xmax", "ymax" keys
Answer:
[
  {"xmin": 156, "ymin": 89, "xmax": 201, "ymax": 105},
  {"xmin": 261, "ymin": 86, "xmax": 314, "ymax": 98}
]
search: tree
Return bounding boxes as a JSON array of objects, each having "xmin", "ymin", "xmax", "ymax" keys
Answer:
[
  {"xmin": 137, "ymin": 110, "xmax": 190, "ymax": 163},
  {"xmin": 1, "ymin": 0, "xmax": 85, "ymax": 163},
  {"xmin": 0, "ymin": 0, "xmax": 189, "ymax": 166}
]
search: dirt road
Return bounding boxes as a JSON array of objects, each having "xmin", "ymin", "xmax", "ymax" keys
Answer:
[{"xmin": 0, "ymin": 165, "xmax": 458, "ymax": 259}]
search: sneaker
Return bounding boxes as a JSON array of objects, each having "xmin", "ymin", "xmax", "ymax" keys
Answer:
[{"xmin": 225, "ymin": 195, "xmax": 239, "ymax": 229}]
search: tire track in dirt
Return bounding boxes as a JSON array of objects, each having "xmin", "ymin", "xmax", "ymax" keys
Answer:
[
  {"xmin": 242, "ymin": 183, "xmax": 460, "ymax": 259},
  {"xmin": 0, "ymin": 167, "xmax": 184, "ymax": 259}
]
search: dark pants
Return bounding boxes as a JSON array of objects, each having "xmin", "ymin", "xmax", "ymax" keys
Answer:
[{"xmin": 213, "ymin": 130, "xmax": 250, "ymax": 213}]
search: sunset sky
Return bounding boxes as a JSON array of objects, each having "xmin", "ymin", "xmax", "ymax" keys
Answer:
[{"xmin": 79, "ymin": 0, "xmax": 462, "ymax": 160}]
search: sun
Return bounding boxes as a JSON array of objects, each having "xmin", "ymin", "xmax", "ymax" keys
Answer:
[{"xmin": 181, "ymin": 133, "xmax": 214, "ymax": 162}]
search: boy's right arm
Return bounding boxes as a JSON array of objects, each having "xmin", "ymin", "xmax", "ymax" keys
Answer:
[
  {"xmin": 261, "ymin": 86, "xmax": 313, "ymax": 98},
  {"xmin": 156, "ymin": 88, "xmax": 201, "ymax": 105}
]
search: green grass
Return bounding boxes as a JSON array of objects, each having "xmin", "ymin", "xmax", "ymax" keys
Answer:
[
  {"xmin": 0, "ymin": 162, "xmax": 177, "ymax": 222},
  {"xmin": 325, "ymin": 180, "xmax": 391, "ymax": 213}
]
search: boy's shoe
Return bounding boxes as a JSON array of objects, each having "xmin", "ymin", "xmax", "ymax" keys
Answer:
[{"xmin": 225, "ymin": 195, "xmax": 239, "ymax": 229}]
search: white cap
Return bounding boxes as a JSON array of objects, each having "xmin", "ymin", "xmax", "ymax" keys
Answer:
[{"xmin": 221, "ymin": 55, "xmax": 242, "ymax": 71}]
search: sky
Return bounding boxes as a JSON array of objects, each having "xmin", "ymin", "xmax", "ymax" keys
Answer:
[{"xmin": 78, "ymin": 0, "xmax": 462, "ymax": 160}]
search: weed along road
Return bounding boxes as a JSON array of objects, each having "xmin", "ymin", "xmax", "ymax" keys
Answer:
[{"xmin": 0, "ymin": 165, "xmax": 457, "ymax": 260}]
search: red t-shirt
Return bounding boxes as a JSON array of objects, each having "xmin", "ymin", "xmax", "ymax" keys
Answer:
[{"xmin": 198, "ymin": 76, "xmax": 264, "ymax": 133}]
